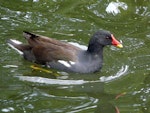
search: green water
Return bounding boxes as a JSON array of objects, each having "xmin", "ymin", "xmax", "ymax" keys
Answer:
[{"xmin": 0, "ymin": 0, "xmax": 150, "ymax": 113}]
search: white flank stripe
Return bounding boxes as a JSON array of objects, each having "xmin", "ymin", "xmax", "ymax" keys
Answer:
[
  {"xmin": 58, "ymin": 60, "xmax": 71, "ymax": 67},
  {"xmin": 69, "ymin": 61, "xmax": 75, "ymax": 65}
]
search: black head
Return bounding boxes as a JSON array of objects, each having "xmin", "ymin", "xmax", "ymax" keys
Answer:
[
  {"xmin": 87, "ymin": 30, "xmax": 122, "ymax": 53},
  {"xmin": 91, "ymin": 30, "xmax": 112, "ymax": 46}
]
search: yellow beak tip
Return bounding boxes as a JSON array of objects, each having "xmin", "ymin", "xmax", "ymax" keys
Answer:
[{"xmin": 117, "ymin": 44, "xmax": 123, "ymax": 48}]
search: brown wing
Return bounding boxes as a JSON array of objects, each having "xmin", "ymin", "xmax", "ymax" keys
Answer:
[{"xmin": 23, "ymin": 32, "xmax": 81, "ymax": 63}]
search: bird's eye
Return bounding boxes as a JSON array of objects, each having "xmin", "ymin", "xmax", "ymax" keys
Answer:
[{"xmin": 106, "ymin": 37, "xmax": 110, "ymax": 39}]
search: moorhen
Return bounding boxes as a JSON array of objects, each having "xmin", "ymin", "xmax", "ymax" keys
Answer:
[{"xmin": 7, "ymin": 30, "xmax": 123, "ymax": 73}]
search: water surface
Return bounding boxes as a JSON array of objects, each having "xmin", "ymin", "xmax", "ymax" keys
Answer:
[{"xmin": 0, "ymin": 0, "xmax": 150, "ymax": 113}]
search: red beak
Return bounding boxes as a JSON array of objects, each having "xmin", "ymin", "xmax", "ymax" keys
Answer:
[{"xmin": 111, "ymin": 34, "xmax": 123, "ymax": 48}]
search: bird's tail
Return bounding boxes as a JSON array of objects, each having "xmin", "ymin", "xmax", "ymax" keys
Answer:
[{"xmin": 23, "ymin": 31, "xmax": 38, "ymax": 39}]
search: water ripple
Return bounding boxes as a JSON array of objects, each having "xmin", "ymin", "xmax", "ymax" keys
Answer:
[
  {"xmin": 106, "ymin": 1, "xmax": 128, "ymax": 15},
  {"xmin": 1, "ymin": 107, "xmax": 15, "ymax": 113},
  {"xmin": 99, "ymin": 65, "xmax": 129, "ymax": 82},
  {"xmin": 16, "ymin": 76, "xmax": 88, "ymax": 85},
  {"xmin": 17, "ymin": 65, "xmax": 129, "ymax": 85}
]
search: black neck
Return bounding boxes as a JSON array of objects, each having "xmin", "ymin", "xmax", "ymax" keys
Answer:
[{"xmin": 87, "ymin": 43, "xmax": 104, "ymax": 55}]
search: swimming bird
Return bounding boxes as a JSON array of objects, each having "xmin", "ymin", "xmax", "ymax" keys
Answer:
[{"xmin": 7, "ymin": 30, "xmax": 123, "ymax": 73}]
